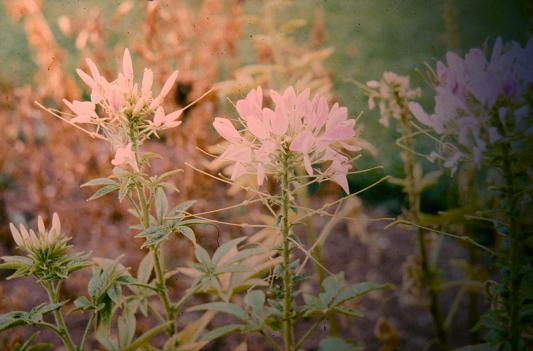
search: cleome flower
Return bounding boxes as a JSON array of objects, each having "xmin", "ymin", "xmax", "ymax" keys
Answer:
[
  {"xmin": 364, "ymin": 71, "xmax": 421, "ymax": 127},
  {"xmin": 4, "ymin": 213, "xmax": 88, "ymax": 281},
  {"xmin": 62, "ymin": 48, "xmax": 182, "ymax": 171},
  {"xmin": 9, "ymin": 213, "xmax": 65, "ymax": 253},
  {"xmin": 408, "ymin": 37, "xmax": 533, "ymax": 172},
  {"xmin": 213, "ymin": 86, "xmax": 362, "ymax": 193}
]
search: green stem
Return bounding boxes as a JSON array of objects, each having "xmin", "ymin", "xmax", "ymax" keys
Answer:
[
  {"xmin": 136, "ymin": 176, "xmax": 175, "ymax": 335},
  {"xmin": 295, "ymin": 317, "xmax": 324, "ymax": 350},
  {"xmin": 122, "ymin": 321, "xmax": 173, "ymax": 351},
  {"xmin": 281, "ymin": 152, "xmax": 294, "ymax": 351},
  {"xmin": 151, "ymin": 247, "xmax": 176, "ymax": 334},
  {"xmin": 262, "ymin": 330, "xmax": 283, "ymax": 351},
  {"xmin": 131, "ymin": 128, "xmax": 175, "ymax": 336},
  {"xmin": 79, "ymin": 313, "xmax": 95, "ymax": 351},
  {"xmin": 399, "ymin": 102, "xmax": 447, "ymax": 350},
  {"xmin": 501, "ymin": 139, "xmax": 522, "ymax": 351},
  {"xmin": 43, "ymin": 281, "xmax": 77, "ymax": 351}
]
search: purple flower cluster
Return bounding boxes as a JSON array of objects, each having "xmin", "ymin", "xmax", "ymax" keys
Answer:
[{"xmin": 409, "ymin": 37, "xmax": 533, "ymax": 172}]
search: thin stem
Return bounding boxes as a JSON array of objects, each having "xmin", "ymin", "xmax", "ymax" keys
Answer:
[
  {"xmin": 398, "ymin": 98, "xmax": 447, "ymax": 350},
  {"xmin": 172, "ymin": 286, "xmax": 197, "ymax": 314},
  {"xmin": 295, "ymin": 318, "xmax": 324, "ymax": 350},
  {"xmin": 262, "ymin": 330, "xmax": 283, "ymax": 351},
  {"xmin": 500, "ymin": 136, "xmax": 522, "ymax": 351},
  {"xmin": 122, "ymin": 322, "xmax": 173, "ymax": 351},
  {"xmin": 281, "ymin": 152, "xmax": 294, "ymax": 351},
  {"xmin": 389, "ymin": 220, "xmax": 495, "ymax": 255},
  {"xmin": 43, "ymin": 281, "xmax": 77, "ymax": 351},
  {"xmin": 135, "ymin": 170, "xmax": 175, "ymax": 335},
  {"xmin": 80, "ymin": 313, "xmax": 95, "ymax": 351},
  {"xmin": 151, "ymin": 247, "xmax": 176, "ymax": 335}
]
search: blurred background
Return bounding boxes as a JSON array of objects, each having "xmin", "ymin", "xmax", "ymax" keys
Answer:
[{"xmin": 0, "ymin": 0, "xmax": 530, "ymax": 349}]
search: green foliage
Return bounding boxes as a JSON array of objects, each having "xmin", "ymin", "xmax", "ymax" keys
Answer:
[
  {"xmin": 76, "ymin": 258, "xmax": 134, "ymax": 331},
  {"xmin": 0, "ymin": 302, "xmax": 65, "ymax": 332},
  {"xmin": 318, "ymin": 337, "xmax": 361, "ymax": 351},
  {"xmin": 10, "ymin": 332, "xmax": 52, "ymax": 351},
  {"xmin": 302, "ymin": 273, "xmax": 393, "ymax": 318}
]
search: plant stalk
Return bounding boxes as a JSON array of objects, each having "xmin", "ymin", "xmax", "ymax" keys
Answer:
[
  {"xmin": 399, "ymin": 103, "xmax": 447, "ymax": 350},
  {"xmin": 281, "ymin": 152, "xmax": 294, "ymax": 351},
  {"xmin": 43, "ymin": 281, "xmax": 77, "ymax": 351},
  {"xmin": 501, "ymin": 139, "xmax": 522, "ymax": 351},
  {"xmin": 137, "ymin": 185, "xmax": 176, "ymax": 335}
]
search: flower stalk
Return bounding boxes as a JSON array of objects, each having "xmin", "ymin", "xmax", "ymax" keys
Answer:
[
  {"xmin": 43, "ymin": 281, "xmax": 76, "ymax": 351},
  {"xmin": 398, "ymin": 99, "xmax": 447, "ymax": 350},
  {"xmin": 136, "ymin": 171, "xmax": 176, "ymax": 335},
  {"xmin": 499, "ymin": 132, "xmax": 522, "ymax": 351},
  {"xmin": 281, "ymin": 150, "xmax": 294, "ymax": 351}
]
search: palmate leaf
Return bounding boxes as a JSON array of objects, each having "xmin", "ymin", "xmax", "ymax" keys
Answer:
[
  {"xmin": 303, "ymin": 273, "xmax": 393, "ymax": 318},
  {"xmin": 86, "ymin": 258, "xmax": 133, "ymax": 331},
  {"xmin": 136, "ymin": 225, "xmax": 172, "ymax": 248}
]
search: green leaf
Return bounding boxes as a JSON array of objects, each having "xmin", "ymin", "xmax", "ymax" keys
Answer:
[
  {"xmin": 333, "ymin": 306, "xmax": 363, "ymax": 318},
  {"xmin": 188, "ymin": 302, "xmax": 248, "ymax": 322},
  {"xmin": 136, "ymin": 225, "xmax": 171, "ymax": 248},
  {"xmin": 319, "ymin": 337, "xmax": 360, "ymax": 351},
  {"xmin": 34, "ymin": 302, "xmax": 66, "ymax": 315},
  {"xmin": 0, "ymin": 302, "xmax": 66, "ymax": 332},
  {"xmin": 95, "ymin": 327, "xmax": 119, "ymax": 351},
  {"xmin": 245, "ymin": 290, "xmax": 265, "ymax": 318},
  {"xmin": 320, "ymin": 274, "xmax": 343, "ymax": 306},
  {"xmin": 118, "ymin": 302, "xmax": 136, "ymax": 348},
  {"xmin": 212, "ymin": 237, "xmax": 246, "ymax": 266},
  {"xmin": 335, "ymin": 282, "xmax": 393, "ymax": 306},
  {"xmin": 0, "ymin": 311, "xmax": 29, "ymax": 331},
  {"xmin": 0, "ymin": 255, "xmax": 33, "ymax": 279},
  {"xmin": 177, "ymin": 226, "xmax": 196, "ymax": 243},
  {"xmin": 201, "ymin": 324, "xmax": 244, "ymax": 341},
  {"xmin": 178, "ymin": 219, "xmax": 211, "ymax": 226},
  {"xmin": 137, "ymin": 253, "xmax": 153, "ymax": 284},
  {"xmin": 87, "ymin": 184, "xmax": 120, "ymax": 201},
  {"xmin": 170, "ymin": 200, "xmax": 197, "ymax": 215},
  {"xmin": 158, "ymin": 169, "xmax": 182, "ymax": 181},
  {"xmin": 74, "ymin": 296, "xmax": 93, "ymax": 311},
  {"xmin": 195, "ymin": 246, "xmax": 211, "ymax": 266},
  {"xmin": 81, "ymin": 178, "xmax": 117, "ymax": 188},
  {"xmin": 155, "ymin": 188, "xmax": 168, "ymax": 222}
]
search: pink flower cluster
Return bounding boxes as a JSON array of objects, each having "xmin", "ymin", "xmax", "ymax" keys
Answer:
[
  {"xmin": 365, "ymin": 71, "xmax": 421, "ymax": 127},
  {"xmin": 409, "ymin": 37, "xmax": 533, "ymax": 171},
  {"xmin": 63, "ymin": 49, "xmax": 182, "ymax": 171},
  {"xmin": 213, "ymin": 87, "xmax": 360, "ymax": 193}
]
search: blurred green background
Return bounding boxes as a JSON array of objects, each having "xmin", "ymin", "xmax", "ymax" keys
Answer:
[{"xmin": 1, "ymin": 0, "xmax": 530, "ymax": 212}]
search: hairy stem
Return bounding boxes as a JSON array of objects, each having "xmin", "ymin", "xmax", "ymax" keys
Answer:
[
  {"xmin": 133, "ymin": 140, "xmax": 176, "ymax": 336},
  {"xmin": 79, "ymin": 313, "xmax": 95, "ymax": 351},
  {"xmin": 399, "ymin": 101, "xmax": 447, "ymax": 349},
  {"xmin": 281, "ymin": 152, "xmax": 294, "ymax": 351},
  {"xmin": 501, "ymin": 139, "xmax": 522, "ymax": 351},
  {"xmin": 151, "ymin": 247, "xmax": 176, "ymax": 334},
  {"xmin": 43, "ymin": 281, "xmax": 77, "ymax": 351}
]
